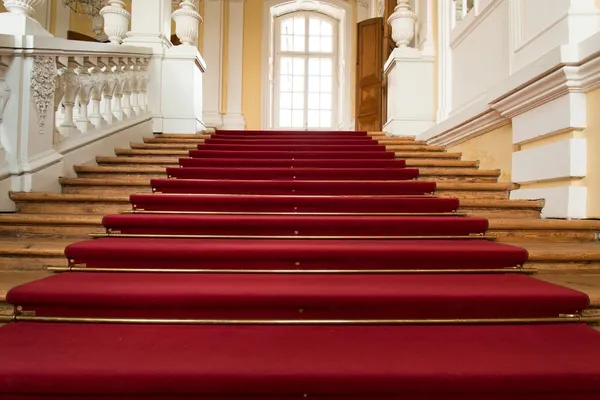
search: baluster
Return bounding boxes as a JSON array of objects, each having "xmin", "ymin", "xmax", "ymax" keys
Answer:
[
  {"xmin": 102, "ymin": 59, "xmax": 118, "ymax": 125},
  {"xmin": 131, "ymin": 58, "xmax": 142, "ymax": 116},
  {"xmin": 121, "ymin": 58, "xmax": 134, "ymax": 118},
  {"xmin": 461, "ymin": 0, "xmax": 468, "ymax": 18},
  {"xmin": 89, "ymin": 59, "xmax": 107, "ymax": 129},
  {"xmin": 53, "ymin": 67, "xmax": 67, "ymax": 143},
  {"xmin": 0, "ymin": 55, "xmax": 11, "ymax": 124},
  {"xmin": 112, "ymin": 58, "xmax": 126, "ymax": 121},
  {"xmin": 76, "ymin": 57, "xmax": 95, "ymax": 133},
  {"xmin": 138, "ymin": 58, "xmax": 150, "ymax": 113},
  {"xmin": 57, "ymin": 57, "xmax": 82, "ymax": 137}
]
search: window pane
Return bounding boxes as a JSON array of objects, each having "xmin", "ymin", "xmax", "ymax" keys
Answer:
[
  {"xmin": 321, "ymin": 77, "xmax": 332, "ymax": 92},
  {"xmin": 293, "ymin": 58, "xmax": 304, "ymax": 75},
  {"xmin": 281, "ymin": 19, "xmax": 293, "ymax": 35},
  {"xmin": 292, "ymin": 93, "xmax": 304, "ymax": 109},
  {"xmin": 308, "ymin": 36, "xmax": 320, "ymax": 52},
  {"xmin": 320, "ymin": 58, "xmax": 332, "ymax": 76},
  {"xmin": 307, "ymin": 110, "xmax": 319, "ymax": 128},
  {"xmin": 320, "ymin": 93, "xmax": 331, "ymax": 109},
  {"xmin": 308, "ymin": 76, "xmax": 320, "ymax": 92},
  {"xmin": 308, "ymin": 93, "xmax": 320, "ymax": 109},
  {"xmin": 294, "ymin": 17, "xmax": 305, "ymax": 35},
  {"xmin": 293, "ymin": 35, "xmax": 305, "ymax": 52},
  {"xmin": 308, "ymin": 58, "xmax": 320, "ymax": 75},
  {"xmin": 279, "ymin": 110, "xmax": 291, "ymax": 127},
  {"xmin": 292, "ymin": 76, "xmax": 304, "ymax": 91},
  {"xmin": 320, "ymin": 36, "xmax": 333, "ymax": 53},
  {"xmin": 320, "ymin": 110, "xmax": 331, "ymax": 127},
  {"xmin": 280, "ymin": 75, "xmax": 292, "ymax": 91},
  {"xmin": 309, "ymin": 18, "xmax": 321, "ymax": 35},
  {"xmin": 321, "ymin": 21, "xmax": 333, "ymax": 36},
  {"xmin": 292, "ymin": 110, "xmax": 304, "ymax": 127},
  {"xmin": 280, "ymin": 57, "xmax": 292, "ymax": 75},
  {"xmin": 281, "ymin": 35, "xmax": 293, "ymax": 52},
  {"xmin": 279, "ymin": 93, "xmax": 292, "ymax": 109}
]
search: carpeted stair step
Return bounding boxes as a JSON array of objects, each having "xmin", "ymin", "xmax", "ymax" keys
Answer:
[
  {"xmin": 64, "ymin": 237, "xmax": 527, "ymax": 270},
  {"xmin": 10, "ymin": 192, "xmax": 541, "ymax": 218},
  {"xmin": 73, "ymin": 165, "xmax": 500, "ymax": 182},
  {"xmin": 116, "ymin": 147, "xmax": 465, "ymax": 159},
  {"xmin": 178, "ymin": 157, "xmax": 410, "ymax": 168},
  {"xmin": 129, "ymin": 193, "xmax": 460, "ymax": 213},
  {"xmin": 150, "ymin": 178, "xmax": 436, "ymax": 195},
  {"xmin": 60, "ymin": 177, "xmax": 515, "ymax": 199},
  {"xmin": 101, "ymin": 214, "xmax": 488, "ymax": 237},
  {"xmin": 165, "ymin": 166, "xmax": 421, "ymax": 181},
  {"xmin": 2, "ymin": 323, "xmax": 600, "ymax": 399},
  {"xmin": 97, "ymin": 155, "xmax": 481, "ymax": 168},
  {"xmin": 7, "ymin": 273, "xmax": 588, "ymax": 319},
  {"xmin": 131, "ymin": 142, "xmax": 447, "ymax": 152}
]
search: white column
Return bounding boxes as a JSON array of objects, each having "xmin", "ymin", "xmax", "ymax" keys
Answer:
[
  {"xmin": 202, "ymin": 0, "xmax": 224, "ymax": 128},
  {"xmin": 221, "ymin": 0, "xmax": 245, "ymax": 130},
  {"xmin": 418, "ymin": 0, "xmax": 435, "ymax": 57},
  {"xmin": 436, "ymin": 0, "xmax": 452, "ymax": 122}
]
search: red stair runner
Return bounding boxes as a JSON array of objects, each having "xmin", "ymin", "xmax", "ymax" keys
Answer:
[{"xmin": 1, "ymin": 128, "xmax": 600, "ymax": 399}]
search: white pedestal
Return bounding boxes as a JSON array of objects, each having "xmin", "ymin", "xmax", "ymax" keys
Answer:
[
  {"xmin": 383, "ymin": 47, "xmax": 435, "ymax": 136},
  {"xmin": 0, "ymin": 13, "xmax": 52, "ymax": 37},
  {"xmin": 161, "ymin": 45, "xmax": 206, "ymax": 134}
]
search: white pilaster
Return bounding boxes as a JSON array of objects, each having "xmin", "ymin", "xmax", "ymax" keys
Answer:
[
  {"xmin": 202, "ymin": 0, "xmax": 223, "ymax": 128},
  {"xmin": 418, "ymin": 0, "xmax": 435, "ymax": 57},
  {"xmin": 123, "ymin": 0, "xmax": 172, "ymax": 132},
  {"xmin": 221, "ymin": 0, "xmax": 245, "ymax": 130},
  {"xmin": 436, "ymin": 0, "xmax": 452, "ymax": 122}
]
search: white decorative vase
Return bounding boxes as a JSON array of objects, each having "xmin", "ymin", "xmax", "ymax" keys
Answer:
[
  {"xmin": 2, "ymin": 0, "xmax": 46, "ymax": 16},
  {"xmin": 387, "ymin": 0, "xmax": 417, "ymax": 48},
  {"xmin": 172, "ymin": 0, "xmax": 202, "ymax": 46},
  {"xmin": 100, "ymin": 0, "xmax": 130, "ymax": 45}
]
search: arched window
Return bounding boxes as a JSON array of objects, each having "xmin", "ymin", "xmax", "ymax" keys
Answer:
[{"xmin": 273, "ymin": 12, "xmax": 338, "ymax": 129}]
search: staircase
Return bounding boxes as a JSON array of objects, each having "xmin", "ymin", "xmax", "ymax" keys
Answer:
[
  {"xmin": 1, "ymin": 129, "xmax": 600, "ymax": 398},
  {"xmin": 1, "ymin": 132, "xmax": 599, "ymax": 307}
]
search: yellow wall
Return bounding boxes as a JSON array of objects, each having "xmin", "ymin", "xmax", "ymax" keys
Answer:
[
  {"xmin": 241, "ymin": 0, "xmax": 263, "ymax": 130},
  {"xmin": 583, "ymin": 88, "xmax": 600, "ymax": 218},
  {"xmin": 448, "ymin": 124, "xmax": 514, "ymax": 182}
]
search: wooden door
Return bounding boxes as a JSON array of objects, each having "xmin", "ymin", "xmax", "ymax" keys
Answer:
[{"xmin": 355, "ymin": 17, "xmax": 384, "ymax": 132}]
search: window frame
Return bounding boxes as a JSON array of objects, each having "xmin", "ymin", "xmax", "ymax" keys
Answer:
[{"xmin": 273, "ymin": 11, "xmax": 339, "ymax": 130}]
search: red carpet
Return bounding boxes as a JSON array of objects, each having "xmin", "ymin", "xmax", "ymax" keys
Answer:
[
  {"xmin": 179, "ymin": 157, "xmax": 407, "ymax": 167},
  {"xmin": 130, "ymin": 193, "xmax": 458, "ymax": 212},
  {"xmin": 1, "ymin": 128, "xmax": 599, "ymax": 399},
  {"xmin": 2, "ymin": 323, "xmax": 600, "ymax": 399},
  {"xmin": 8, "ymin": 273, "xmax": 588, "ymax": 319},
  {"xmin": 166, "ymin": 166, "xmax": 420, "ymax": 180},
  {"xmin": 102, "ymin": 214, "xmax": 488, "ymax": 236},
  {"xmin": 151, "ymin": 178, "xmax": 435, "ymax": 195}
]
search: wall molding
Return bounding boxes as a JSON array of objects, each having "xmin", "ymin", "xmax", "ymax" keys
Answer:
[
  {"xmin": 423, "ymin": 30, "xmax": 600, "ymax": 147},
  {"xmin": 450, "ymin": 0, "xmax": 505, "ymax": 49}
]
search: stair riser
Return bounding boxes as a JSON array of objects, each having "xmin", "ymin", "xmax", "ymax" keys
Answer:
[
  {"xmin": 462, "ymin": 209, "xmax": 541, "ymax": 219},
  {"xmin": 75, "ymin": 172, "xmax": 499, "ymax": 183},
  {"xmin": 14, "ymin": 202, "xmax": 131, "ymax": 215},
  {"xmin": 438, "ymin": 190, "xmax": 508, "ymax": 200},
  {"xmin": 0, "ymin": 256, "xmax": 66, "ymax": 272},
  {"xmin": 527, "ymin": 262, "xmax": 600, "ymax": 273},
  {"xmin": 0, "ymin": 225, "xmax": 103, "ymax": 239},
  {"xmin": 131, "ymin": 144, "xmax": 445, "ymax": 152},
  {"xmin": 490, "ymin": 230, "xmax": 598, "ymax": 243}
]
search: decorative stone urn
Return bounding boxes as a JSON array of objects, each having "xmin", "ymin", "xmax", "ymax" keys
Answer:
[
  {"xmin": 100, "ymin": 0, "xmax": 131, "ymax": 45},
  {"xmin": 172, "ymin": 0, "xmax": 202, "ymax": 46},
  {"xmin": 2, "ymin": 0, "xmax": 46, "ymax": 16},
  {"xmin": 387, "ymin": 0, "xmax": 417, "ymax": 48}
]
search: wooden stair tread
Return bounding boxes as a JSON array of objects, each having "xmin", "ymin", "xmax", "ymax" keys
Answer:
[
  {"xmin": 458, "ymin": 199, "xmax": 543, "ymax": 209},
  {"xmin": 535, "ymin": 273, "xmax": 600, "ymax": 308}
]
